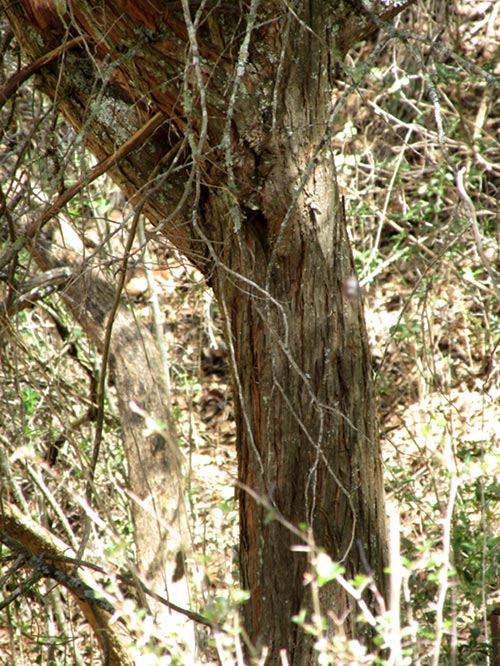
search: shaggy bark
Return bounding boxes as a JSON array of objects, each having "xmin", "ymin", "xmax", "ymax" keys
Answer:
[{"xmin": 1, "ymin": 1, "xmax": 414, "ymax": 662}]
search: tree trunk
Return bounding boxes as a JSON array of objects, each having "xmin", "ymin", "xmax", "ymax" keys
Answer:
[
  {"xmin": 210, "ymin": 193, "xmax": 387, "ymax": 660},
  {"xmin": 27, "ymin": 218, "xmax": 193, "ymax": 643},
  {"xmin": 206, "ymin": 82, "xmax": 387, "ymax": 660},
  {"xmin": 1, "ymin": 1, "xmax": 414, "ymax": 662}
]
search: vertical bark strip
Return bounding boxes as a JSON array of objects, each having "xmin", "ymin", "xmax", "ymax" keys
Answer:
[
  {"xmin": 210, "ymin": 139, "xmax": 387, "ymax": 661},
  {"xmin": 0, "ymin": 0, "xmax": 415, "ymax": 662}
]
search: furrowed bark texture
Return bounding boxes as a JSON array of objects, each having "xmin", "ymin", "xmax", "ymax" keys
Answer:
[{"xmin": 1, "ymin": 0, "xmax": 413, "ymax": 662}]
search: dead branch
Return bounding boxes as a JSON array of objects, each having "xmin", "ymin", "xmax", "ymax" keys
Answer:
[{"xmin": 0, "ymin": 501, "xmax": 133, "ymax": 666}]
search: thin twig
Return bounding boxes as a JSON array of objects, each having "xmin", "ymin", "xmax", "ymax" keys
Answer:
[
  {"xmin": 456, "ymin": 167, "xmax": 500, "ymax": 303},
  {"xmin": 77, "ymin": 198, "xmax": 146, "ymax": 562},
  {"xmin": 431, "ymin": 476, "xmax": 458, "ymax": 666},
  {"xmin": 0, "ymin": 36, "xmax": 85, "ymax": 109},
  {"xmin": 25, "ymin": 111, "xmax": 167, "ymax": 240}
]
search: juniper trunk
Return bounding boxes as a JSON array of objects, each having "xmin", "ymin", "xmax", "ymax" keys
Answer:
[
  {"xmin": 209, "ymin": 188, "xmax": 387, "ymax": 661},
  {"xmin": 0, "ymin": 0, "xmax": 415, "ymax": 662},
  {"xmin": 206, "ymin": 95, "xmax": 387, "ymax": 663}
]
